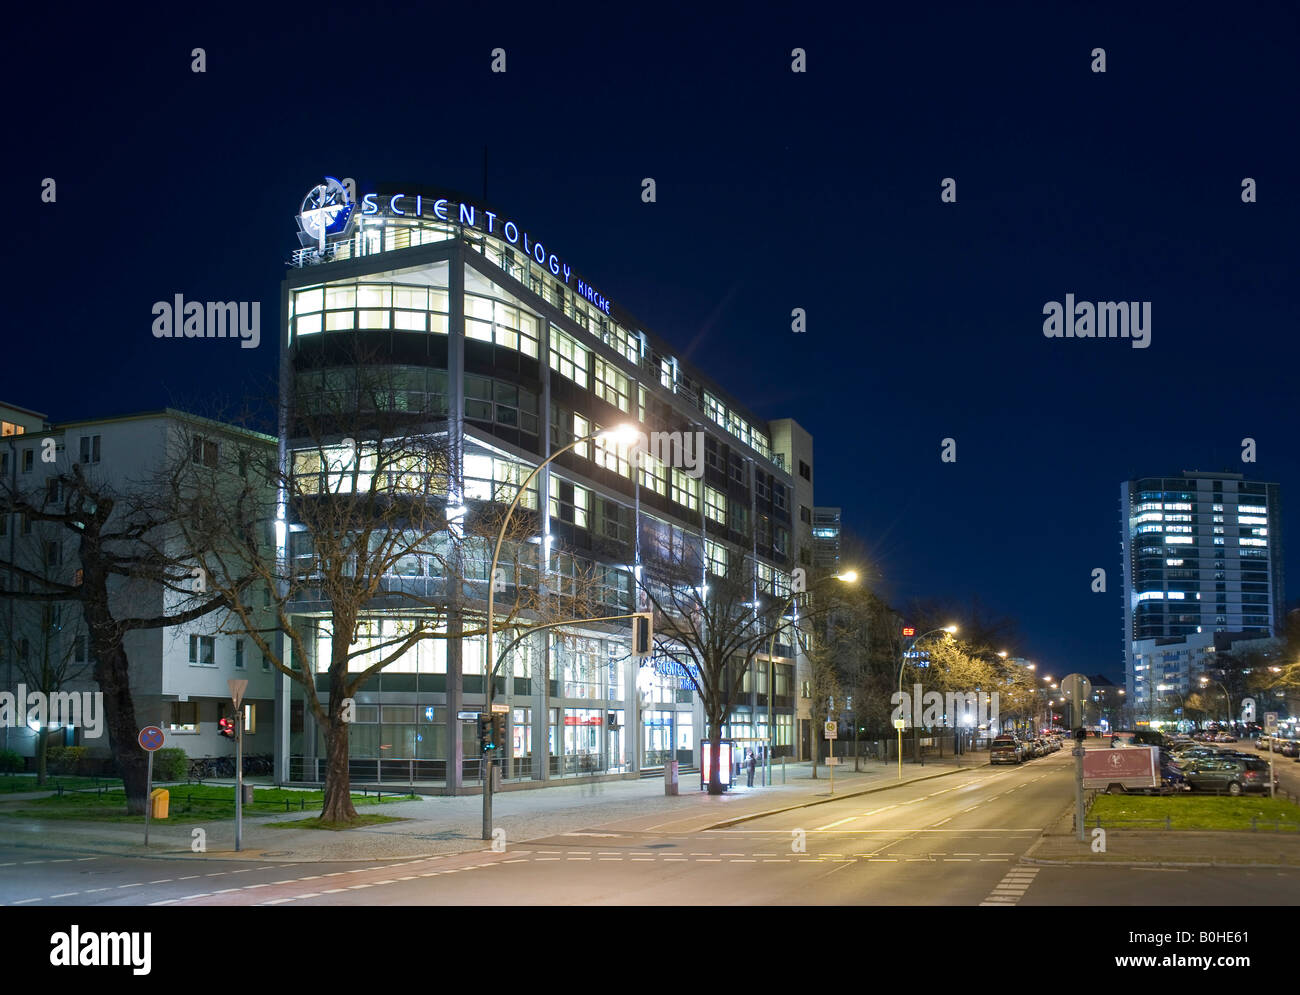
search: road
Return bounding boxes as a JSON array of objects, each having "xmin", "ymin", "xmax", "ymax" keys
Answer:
[
  {"xmin": 5, "ymin": 749, "xmax": 1294, "ymax": 905},
  {"xmin": 5, "ymin": 746, "xmax": 1295, "ymax": 906}
]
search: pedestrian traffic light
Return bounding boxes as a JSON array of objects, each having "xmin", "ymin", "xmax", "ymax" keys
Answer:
[
  {"xmin": 632, "ymin": 612, "xmax": 652, "ymax": 658},
  {"xmin": 218, "ymin": 716, "xmax": 236, "ymax": 740}
]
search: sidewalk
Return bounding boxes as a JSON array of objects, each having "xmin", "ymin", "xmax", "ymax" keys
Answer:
[
  {"xmin": 0, "ymin": 753, "xmax": 987, "ymax": 863},
  {"xmin": 1025, "ymin": 800, "xmax": 1300, "ymax": 868}
]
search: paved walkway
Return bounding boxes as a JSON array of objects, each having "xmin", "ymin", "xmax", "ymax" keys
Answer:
[{"xmin": 0, "ymin": 754, "xmax": 987, "ymax": 863}]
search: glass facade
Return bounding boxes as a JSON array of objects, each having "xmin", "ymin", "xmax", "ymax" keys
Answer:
[{"xmin": 282, "ymin": 189, "xmax": 801, "ymax": 790}]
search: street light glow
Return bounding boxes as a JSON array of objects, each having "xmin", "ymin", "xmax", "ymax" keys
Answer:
[
  {"xmin": 944, "ymin": 625, "xmax": 958, "ymax": 633},
  {"xmin": 597, "ymin": 423, "xmax": 641, "ymax": 446},
  {"xmin": 836, "ymin": 569, "xmax": 859, "ymax": 583}
]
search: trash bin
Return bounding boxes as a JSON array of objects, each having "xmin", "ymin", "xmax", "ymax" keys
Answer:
[
  {"xmin": 664, "ymin": 761, "xmax": 679, "ymax": 796},
  {"xmin": 150, "ymin": 788, "xmax": 169, "ymax": 819},
  {"xmin": 241, "ymin": 784, "xmax": 254, "ymax": 805}
]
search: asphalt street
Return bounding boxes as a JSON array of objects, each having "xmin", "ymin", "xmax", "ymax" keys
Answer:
[{"xmin": 4, "ymin": 748, "xmax": 1297, "ymax": 905}]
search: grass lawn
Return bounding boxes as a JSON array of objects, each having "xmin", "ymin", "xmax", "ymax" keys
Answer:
[
  {"xmin": 0, "ymin": 775, "xmax": 123, "ymax": 793},
  {"xmin": 265, "ymin": 814, "xmax": 407, "ymax": 831},
  {"xmin": 1088, "ymin": 793, "xmax": 1300, "ymax": 831},
  {"xmin": 0, "ymin": 784, "xmax": 418, "ymax": 823}
]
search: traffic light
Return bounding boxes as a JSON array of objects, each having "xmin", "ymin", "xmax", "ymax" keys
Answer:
[
  {"xmin": 632, "ymin": 612, "xmax": 652, "ymax": 658},
  {"xmin": 478, "ymin": 714, "xmax": 506, "ymax": 753},
  {"xmin": 218, "ymin": 716, "xmax": 236, "ymax": 740}
]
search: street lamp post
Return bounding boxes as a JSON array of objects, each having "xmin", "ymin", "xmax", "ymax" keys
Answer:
[
  {"xmin": 764, "ymin": 570, "xmax": 857, "ymax": 788},
  {"xmin": 897, "ymin": 626, "xmax": 957, "ymax": 778},
  {"xmin": 1200, "ymin": 677, "xmax": 1232, "ymax": 728},
  {"xmin": 481, "ymin": 424, "xmax": 638, "ymax": 840}
]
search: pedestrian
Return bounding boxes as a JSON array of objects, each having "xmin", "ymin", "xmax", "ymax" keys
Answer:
[{"xmin": 747, "ymin": 750, "xmax": 756, "ymax": 787}]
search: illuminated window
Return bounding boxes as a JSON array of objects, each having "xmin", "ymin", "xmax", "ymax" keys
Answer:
[
  {"xmin": 640, "ymin": 451, "xmax": 668, "ymax": 496},
  {"xmin": 593, "ymin": 357, "xmax": 631, "ymax": 412},
  {"xmin": 671, "ymin": 469, "xmax": 699, "ymax": 511},
  {"xmin": 549, "ymin": 328, "xmax": 589, "ymax": 387},
  {"xmin": 705, "ymin": 539, "xmax": 727, "ymax": 575},
  {"xmin": 704, "ymin": 485, "xmax": 727, "ymax": 524}
]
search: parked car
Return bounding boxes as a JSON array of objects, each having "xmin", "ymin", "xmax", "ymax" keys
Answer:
[
  {"xmin": 1256, "ymin": 735, "xmax": 1272, "ymax": 750},
  {"xmin": 990, "ymin": 736, "xmax": 1023, "ymax": 765},
  {"xmin": 1215, "ymin": 732, "xmax": 1238, "ymax": 743},
  {"xmin": 1277, "ymin": 739, "xmax": 1299, "ymax": 758},
  {"xmin": 1183, "ymin": 757, "xmax": 1275, "ymax": 795}
]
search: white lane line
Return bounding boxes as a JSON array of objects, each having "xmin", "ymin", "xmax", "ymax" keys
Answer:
[
  {"xmin": 11, "ymin": 898, "xmax": 41, "ymax": 905},
  {"xmin": 148, "ymin": 879, "xmax": 174, "ymax": 885},
  {"xmin": 49, "ymin": 892, "xmax": 80, "ymax": 899}
]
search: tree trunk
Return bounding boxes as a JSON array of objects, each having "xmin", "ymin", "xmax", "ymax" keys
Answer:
[
  {"xmin": 36, "ymin": 730, "xmax": 48, "ymax": 786},
  {"xmin": 320, "ymin": 716, "xmax": 358, "ymax": 822},
  {"xmin": 92, "ymin": 643, "xmax": 148, "ymax": 815}
]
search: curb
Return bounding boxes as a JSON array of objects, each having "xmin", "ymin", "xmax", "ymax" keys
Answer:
[{"xmin": 1021, "ymin": 855, "xmax": 1300, "ymax": 870}]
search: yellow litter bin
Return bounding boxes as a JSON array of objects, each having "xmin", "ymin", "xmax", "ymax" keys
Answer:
[{"xmin": 149, "ymin": 788, "xmax": 169, "ymax": 819}]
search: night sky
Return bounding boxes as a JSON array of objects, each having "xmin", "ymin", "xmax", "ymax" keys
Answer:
[{"xmin": 8, "ymin": 2, "xmax": 1298, "ymax": 683}]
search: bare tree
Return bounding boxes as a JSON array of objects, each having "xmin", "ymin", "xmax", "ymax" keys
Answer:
[
  {"xmin": 0, "ymin": 520, "xmax": 91, "ymax": 783},
  {"xmin": 1, "ymin": 437, "xmax": 249, "ymax": 814},
  {"xmin": 174, "ymin": 358, "xmax": 605, "ymax": 823},
  {"xmin": 635, "ymin": 519, "xmax": 794, "ymax": 795}
]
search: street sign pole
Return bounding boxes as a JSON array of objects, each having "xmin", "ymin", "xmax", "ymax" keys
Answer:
[
  {"xmin": 138, "ymin": 724, "xmax": 165, "ymax": 846},
  {"xmin": 229, "ymin": 680, "xmax": 248, "ymax": 852},
  {"xmin": 144, "ymin": 750, "xmax": 154, "ymax": 847},
  {"xmin": 235, "ymin": 709, "xmax": 244, "ymax": 852},
  {"xmin": 1073, "ymin": 728, "xmax": 1086, "ymax": 842}
]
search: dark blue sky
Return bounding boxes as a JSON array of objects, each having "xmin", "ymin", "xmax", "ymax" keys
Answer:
[{"xmin": 8, "ymin": 1, "xmax": 1298, "ymax": 681}]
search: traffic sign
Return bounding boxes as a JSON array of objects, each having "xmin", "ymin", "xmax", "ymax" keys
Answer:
[
  {"xmin": 490, "ymin": 703, "xmax": 509, "ymax": 714},
  {"xmin": 138, "ymin": 726, "xmax": 165, "ymax": 752},
  {"xmin": 457, "ymin": 710, "xmax": 479, "ymax": 721},
  {"xmin": 824, "ymin": 720, "xmax": 837, "ymax": 740},
  {"xmin": 228, "ymin": 679, "xmax": 248, "ymax": 711},
  {"xmin": 1265, "ymin": 712, "xmax": 1279, "ymax": 734}
]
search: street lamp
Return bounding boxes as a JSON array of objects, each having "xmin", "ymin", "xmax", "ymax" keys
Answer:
[
  {"xmin": 481, "ymin": 423, "xmax": 639, "ymax": 839},
  {"xmin": 1199, "ymin": 676, "xmax": 1232, "ymax": 727},
  {"xmin": 765, "ymin": 569, "xmax": 857, "ymax": 786},
  {"xmin": 897, "ymin": 625, "xmax": 957, "ymax": 778}
]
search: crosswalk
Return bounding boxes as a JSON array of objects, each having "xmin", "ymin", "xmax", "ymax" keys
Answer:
[{"xmin": 979, "ymin": 864, "xmax": 1040, "ymax": 905}]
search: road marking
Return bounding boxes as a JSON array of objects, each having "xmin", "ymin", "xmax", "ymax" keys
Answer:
[
  {"xmin": 178, "ymin": 875, "xmax": 199, "ymax": 881},
  {"xmin": 148, "ymin": 879, "xmax": 174, "ymax": 884},
  {"xmin": 117, "ymin": 882, "xmax": 143, "ymax": 889},
  {"xmin": 49, "ymin": 892, "xmax": 80, "ymax": 899},
  {"xmin": 932, "ymin": 817, "xmax": 952, "ymax": 826},
  {"xmin": 263, "ymin": 898, "xmax": 294, "ymax": 905},
  {"xmin": 11, "ymin": 898, "xmax": 41, "ymax": 905}
]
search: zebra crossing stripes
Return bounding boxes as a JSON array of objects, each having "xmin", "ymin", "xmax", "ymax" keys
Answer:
[{"xmin": 979, "ymin": 865, "xmax": 1040, "ymax": 906}]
